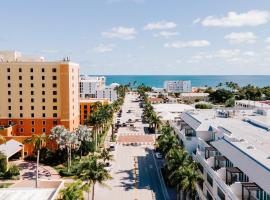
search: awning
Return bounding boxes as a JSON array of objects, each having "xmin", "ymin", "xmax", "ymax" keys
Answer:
[{"xmin": 0, "ymin": 139, "xmax": 23, "ymax": 158}]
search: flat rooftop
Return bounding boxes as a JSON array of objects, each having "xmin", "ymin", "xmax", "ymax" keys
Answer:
[
  {"xmin": 184, "ymin": 109, "xmax": 270, "ymax": 168},
  {"xmin": 0, "ymin": 180, "xmax": 63, "ymax": 200}
]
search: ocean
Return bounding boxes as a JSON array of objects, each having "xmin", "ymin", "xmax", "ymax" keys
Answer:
[{"xmin": 104, "ymin": 75, "xmax": 270, "ymax": 88}]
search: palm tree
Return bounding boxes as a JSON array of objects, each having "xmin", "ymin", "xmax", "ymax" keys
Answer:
[
  {"xmin": 76, "ymin": 156, "xmax": 112, "ymax": 200},
  {"xmin": 157, "ymin": 132, "xmax": 179, "ymax": 155},
  {"xmin": 178, "ymin": 163, "xmax": 203, "ymax": 200},
  {"xmin": 60, "ymin": 180, "xmax": 85, "ymax": 200},
  {"xmin": 23, "ymin": 133, "xmax": 47, "ymax": 188},
  {"xmin": 99, "ymin": 149, "xmax": 113, "ymax": 163}
]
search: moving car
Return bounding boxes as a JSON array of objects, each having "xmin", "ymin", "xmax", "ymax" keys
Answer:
[{"xmin": 109, "ymin": 144, "xmax": 116, "ymax": 151}]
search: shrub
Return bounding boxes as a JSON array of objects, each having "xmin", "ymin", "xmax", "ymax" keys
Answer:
[
  {"xmin": 0, "ymin": 153, "xmax": 7, "ymax": 173},
  {"xmin": 1, "ymin": 165, "xmax": 20, "ymax": 180},
  {"xmin": 225, "ymin": 97, "xmax": 235, "ymax": 107},
  {"xmin": 195, "ymin": 103, "xmax": 213, "ymax": 109}
]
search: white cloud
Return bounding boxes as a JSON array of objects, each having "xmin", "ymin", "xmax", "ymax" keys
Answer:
[
  {"xmin": 102, "ymin": 26, "xmax": 137, "ymax": 40},
  {"xmin": 94, "ymin": 44, "xmax": 115, "ymax": 53},
  {"xmin": 154, "ymin": 31, "xmax": 179, "ymax": 38},
  {"xmin": 224, "ymin": 32, "xmax": 257, "ymax": 44},
  {"xmin": 193, "ymin": 18, "xmax": 201, "ymax": 24},
  {"xmin": 190, "ymin": 49, "xmax": 257, "ymax": 64},
  {"xmin": 144, "ymin": 20, "xmax": 177, "ymax": 30},
  {"xmin": 265, "ymin": 36, "xmax": 270, "ymax": 43},
  {"xmin": 201, "ymin": 10, "xmax": 270, "ymax": 27},
  {"xmin": 164, "ymin": 40, "xmax": 210, "ymax": 48}
]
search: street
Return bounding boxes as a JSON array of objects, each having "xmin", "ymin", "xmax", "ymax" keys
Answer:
[{"xmin": 94, "ymin": 92, "xmax": 169, "ymax": 200}]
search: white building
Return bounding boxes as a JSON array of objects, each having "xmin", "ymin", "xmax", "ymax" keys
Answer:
[
  {"xmin": 80, "ymin": 76, "xmax": 118, "ymax": 102},
  {"xmin": 170, "ymin": 109, "xmax": 270, "ymax": 200},
  {"xmin": 236, "ymin": 100, "xmax": 270, "ymax": 109},
  {"xmin": 164, "ymin": 80, "xmax": 192, "ymax": 93},
  {"xmin": 95, "ymin": 83, "xmax": 119, "ymax": 102}
]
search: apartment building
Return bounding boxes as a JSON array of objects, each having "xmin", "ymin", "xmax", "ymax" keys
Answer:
[
  {"xmin": 80, "ymin": 75, "xmax": 105, "ymax": 98},
  {"xmin": 80, "ymin": 98, "xmax": 109, "ymax": 125},
  {"xmin": 164, "ymin": 80, "xmax": 192, "ymax": 93},
  {"xmin": 0, "ymin": 51, "xmax": 80, "ymax": 154},
  {"xmin": 80, "ymin": 76, "xmax": 118, "ymax": 102},
  {"xmin": 170, "ymin": 108, "xmax": 270, "ymax": 200}
]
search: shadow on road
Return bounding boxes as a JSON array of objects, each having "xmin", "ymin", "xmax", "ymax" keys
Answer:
[
  {"xmin": 137, "ymin": 148, "xmax": 166, "ymax": 200},
  {"xmin": 115, "ymin": 169, "xmax": 135, "ymax": 191}
]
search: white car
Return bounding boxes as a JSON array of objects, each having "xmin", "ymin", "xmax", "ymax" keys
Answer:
[
  {"xmin": 155, "ymin": 152, "xmax": 163, "ymax": 159},
  {"xmin": 105, "ymin": 162, "xmax": 113, "ymax": 172}
]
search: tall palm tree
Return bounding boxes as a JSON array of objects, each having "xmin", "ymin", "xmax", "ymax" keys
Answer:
[
  {"xmin": 99, "ymin": 149, "xmax": 113, "ymax": 163},
  {"xmin": 23, "ymin": 133, "xmax": 47, "ymax": 188},
  {"xmin": 178, "ymin": 163, "xmax": 203, "ymax": 200},
  {"xmin": 76, "ymin": 156, "xmax": 112, "ymax": 200},
  {"xmin": 60, "ymin": 180, "xmax": 85, "ymax": 200}
]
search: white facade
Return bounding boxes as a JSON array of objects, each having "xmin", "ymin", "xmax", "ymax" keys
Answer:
[
  {"xmin": 170, "ymin": 109, "xmax": 270, "ymax": 200},
  {"xmin": 164, "ymin": 80, "xmax": 192, "ymax": 93},
  {"xmin": 80, "ymin": 76, "xmax": 118, "ymax": 102}
]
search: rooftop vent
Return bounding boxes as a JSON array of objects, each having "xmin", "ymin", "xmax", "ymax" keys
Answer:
[
  {"xmin": 239, "ymin": 139, "xmax": 245, "ymax": 142},
  {"xmin": 247, "ymin": 146, "xmax": 254, "ymax": 149}
]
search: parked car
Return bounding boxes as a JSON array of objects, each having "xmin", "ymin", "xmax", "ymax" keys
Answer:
[
  {"xmin": 109, "ymin": 144, "xmax": 116, "ymax": 151},
  {"xmin": 155, "ymin": 152, "xmax": 163, "ymax": 159},
  {"xmin": 105, "ymin": 162, "xmax": 113, "ymax": 172}
]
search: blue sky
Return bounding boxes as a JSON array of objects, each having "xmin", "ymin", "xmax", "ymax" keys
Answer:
[{"xmin": 1, "ymin": 0, "xmax": 270, "ymax": 75}]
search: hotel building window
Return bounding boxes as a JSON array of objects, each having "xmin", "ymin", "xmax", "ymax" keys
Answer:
[
  {"xmin": 42, "ymin": 128, "xmax": 46, "ymax": 133},
  {"xmin": 53, "ymin": 98, "xmax": 57, "ymax": 103},
  {"xmin": 53, "ymin": 120, "xmax": 57, "ymax": 126},
  {"xmin": 19, "ymin": 83, "xmax": 22, "ymax": 87},
  {"xmin": 42, "ymin": 83, "xmax": 45, "ymax": 87},
  {"xmin": 42, "ymin": 121, "xmax": 46, "ymax": 125},
  {"xmin": 31, "ymin": 83, "xmax": 34, "ymax": 87},
  {"xmin": 19, "ymin": 68, "xmax": 22, "ymax": 72},
  {"xmin": 207, "ymin": 173, "xmax": 213, "ymax": 187},
  {"xmin": 31, "ymin": 106, "xmax": 34, "ymax": 110},
  {"xmin": 53, "ymin": 106, "xmax": 57, "ymax": 110},
  {"xmin": 42, "ymin": 113, "xmax": 46, "ymax": 118},
  {"xmin": 42, "ymin": 98, "xmax": 45, "ymax": 103},
  {"xmin": 8, "ymin": 106, "xmax": 11, "ymax": 110},
  {"xmin": 53, "ymin": 83, "xmax": 57, "ymax": 88},
  {"xmin": 53, "ymin": 91, "xmax": 57, "ymax": 95},
  {"xmin": 42, "ymin": 68, "xmax": 45, "ymax": 72},
  {"xmin": 20, "ymin": 128, "xmax": 24, "ymax": 133},
  {"xmin": 7, "ymin": 83, "xmax": 11, "ymax": 87},
  {"xmin": 19, "ymin": 121, "xmax": 23, "ymax": 125},
  {"xmin": 42, "ymin": 106, "xmax": 45, "ymax": 110},
  {"xmin": 52, "ymin": 68, "xmax": 57, "ymax": 72},
  {"xmin": 19, "ymin": 98, "xmax": 22, "ymax": 103},
  {"xmin": 42, "ymin": 76, "xmax": 45, "ymax": 80},
  {"xmin": 30, "ymin": 68, "xmax": 33, "ymax": 72},
  {"xmin": 30, "ymin": 76, "xmax": 34, "ymax": 80},
  {"xmin": 52, "ymin": 76, "xmax": 57, "ymax": 80},
  {"xmin": 31, "ymin": 113, "xmax": 34, "ymax": 118},
  {"xmin": 42, "ymin": 91, "xmax": 45, "ymax": 95},
  {"xmin": 7, "ymin": 76, "xmax": 10, "ymax": 80},
  {"xmin": 53, "ymin": 113, "xmax": 57, "ymax": 118},
  {"xmin": 19, "ymin": 76, "xmax": 22, "ymax": 80},
  {"xmin": 31, "ymin": 121, "xmax": 34, "ymax": 125},
  {"xmin": 8, "ymin": 113, "xmax": 11, "ymax": 118},
  {"xmin": 20, "ymin": 106, "xmax": 23, "ymax": 110},
  {"xmin": 7, "ymin": 68, "xmax": 10, "ymax": 72},
  {"xmin": 31, "ymin": 128, "xmax": 35, "ymax": 133},
  {"xmin": 31, "ymin": 91, "xmax": 34, "ymax": 95},
  {"xmin": 8, "ymin": 98, "xmax": 11, "ymax": 103},
  {"xmin": 31, "ymin": 98, "xmax": 34, "ymax": 103},
  {"xmin": 19, "ymin": 91, "xmax": 22, "ymax": 95},
  {"xmin": 8, "ymin": 91, "xmax": 11, "ymax": 95}
]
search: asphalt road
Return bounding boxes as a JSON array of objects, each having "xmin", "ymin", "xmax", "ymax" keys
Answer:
[{"xmin": 93, "ymin": 92, "xmax": 169, "ymax": 200}]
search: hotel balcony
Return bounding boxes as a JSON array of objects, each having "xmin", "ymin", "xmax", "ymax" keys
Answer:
[
  {"xmin": 196, "ymin": 147, "xmax": 263, "ymax": 200},
  {"xmin": 170, "ymin": 121, "xmax": 198, "ymax": 154}
]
